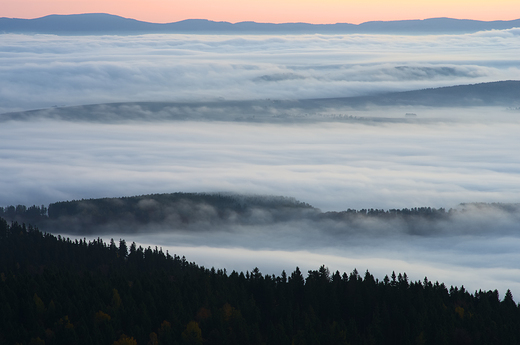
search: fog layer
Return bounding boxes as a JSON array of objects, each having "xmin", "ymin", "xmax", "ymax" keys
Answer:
[
  {"xmin": 2, "ymin": 29, "xmax": 520, "ymax": 113},
  {"xmin": 2, "ymin": 29, "xmax": 520, "ymax": 301},
  {"xmin": 2, "ymin": 117, "xmax": 519, "ymax": 210}
]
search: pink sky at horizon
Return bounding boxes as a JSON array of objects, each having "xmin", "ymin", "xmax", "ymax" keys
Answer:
[{"xmin": 2, "ymin": 0, "xmax": 520, "ymax": 24}]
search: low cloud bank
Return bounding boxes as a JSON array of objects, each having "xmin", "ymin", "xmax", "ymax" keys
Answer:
[
  {"xmin": 1, "ymin": 117, "xmax": 519, "ymax": 211},
  {"xmin": 1, "ymin": 30, "xmax": 520, "ymax": 113}
]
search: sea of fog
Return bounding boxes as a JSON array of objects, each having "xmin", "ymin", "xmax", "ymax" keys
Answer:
[
  {"xmin": 1, "ymin": 29, "xmax": 520, "ymax": 113},
  {"xmin": 2, "ymin": 29, "xmax": 520, "ymax": 299},
  {"xmin": 2, "ymin": 116, "xmax": 520, "ymax": 210}
]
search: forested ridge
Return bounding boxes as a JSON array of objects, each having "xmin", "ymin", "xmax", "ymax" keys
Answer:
[
  {"xmin": 2, "ymin": 193, "xmax": 519, "ymax": 242},
  {"xmin": 1, "ymin": 217, "xmax": 520, "ymax": 345},
  {"xmin": 0, "ymin": 193, "xmax": 314, "ymax": 232},
  {"xmin": 0, "ymin": 193, "xmax": 476, "ymax": 235}
]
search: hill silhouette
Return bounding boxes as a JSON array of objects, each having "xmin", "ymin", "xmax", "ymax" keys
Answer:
[
  {"xmin": 2, "ymin": 81, "xmax": 519, "ymax": 123},
  {"xmin": 2, "ymin": 13, "xmax": 520, "ymax": 34}
]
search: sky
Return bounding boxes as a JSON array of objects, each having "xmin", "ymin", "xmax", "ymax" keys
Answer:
[{"xmin": 2, "ymin": 0, "xmax": 520, "ymax": 24}]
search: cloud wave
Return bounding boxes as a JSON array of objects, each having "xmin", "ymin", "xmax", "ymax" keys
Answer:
[{"xmin": 1, "ymin": 30, "xmax": 520, "ymax": 113}]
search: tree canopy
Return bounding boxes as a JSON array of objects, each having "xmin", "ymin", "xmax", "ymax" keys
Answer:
[{"xmin": 1, "ymin": 217, "xmax": 519, "ymax": 344}]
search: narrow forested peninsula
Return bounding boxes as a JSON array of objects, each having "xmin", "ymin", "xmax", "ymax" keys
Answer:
[
  {"xmin": 0, "ymin": 193, "xmax": 484, "ymax": 235},
  {"xmin": 1, "ymin": 217, "xmax": 520, "ymax": 345}
]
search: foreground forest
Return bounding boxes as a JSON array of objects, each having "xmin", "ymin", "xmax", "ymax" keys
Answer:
[{"xmin": 1, "ymin": 217, "xmax": 520, "ymax": 345}]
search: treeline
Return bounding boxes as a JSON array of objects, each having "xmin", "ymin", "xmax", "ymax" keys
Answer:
[
  {"xmin": 321, "ymin": 206, "xmax": 448, "ymax": 220},
  {"xmin": 1, "ymin": 217, "xmax": 520, "ymax": 345},
  {"xmin": 0, "ymin": 193, "xmax": 313, "ymax": 224},
  {"xmin": 0, "ymin": 204, "xmax": 48, "ymax": 224}
]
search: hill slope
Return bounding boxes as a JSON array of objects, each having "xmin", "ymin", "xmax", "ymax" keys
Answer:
[
  {"xmin": 2, "ymin": 81, "xmax": 519, "ymax": 123},
  {"xmin": 1, "ymin": 216, "xmax": 520, "ymax": 345}
]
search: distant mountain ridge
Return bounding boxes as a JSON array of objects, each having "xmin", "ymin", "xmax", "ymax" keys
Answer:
[
  {"xmin": 2, "ymin": 13, "xmax": 520, "ymax": 34},
  {"xmin": 307, "ymin": 80, "xmax": 520, "ymax": 108}
]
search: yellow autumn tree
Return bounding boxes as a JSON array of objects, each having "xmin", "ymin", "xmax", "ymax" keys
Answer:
[
  {"xmin": 147, "ymin": 332, "xmax": 158, "ymax": 345},
  {"xmin": 33, "ymin": 293, "xmax": 45, "ymax": 315},
  {"xmin": 95, "ymin": 310, "xmax": 111, "ymax": 323},
  {"xmin": 113, "ymin": 334, "xmax": 137, "ymax": 345},
  {"xmin": 181, "ymin": 321, "xmax": 203, "ymax": 345},
  {"xmin": 112, "ymin": 288, "xmax": 122, "ymax": 310}
]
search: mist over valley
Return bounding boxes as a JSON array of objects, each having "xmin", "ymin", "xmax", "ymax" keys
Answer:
[
  {"xmin": 4, "ymin": 191, "xmax": 520, "ymax": 299},
  {"xmin": 2, "ymin": 23, "xmax": 520, "ymax": 324}
]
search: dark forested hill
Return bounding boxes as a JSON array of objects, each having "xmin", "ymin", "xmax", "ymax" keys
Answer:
[
  {"xmin": 0, "ymin": 193, "xmax": 451, "ymax": 236},
  {"xmin": 1, "ymin": 13, "xmax": 520, "ymax": 35},
  {"xmin": 1, "ymin": 218, "xmax": 519, "ymax": 345},
  {"xmin": 2, "ymin": 193, "xmax": 519, "ymax": 237},
  {"xmin": 0, "ymin": 193, "xmax": 317, "ymax": 233},
  {"xmin": 309, "ymin": 80, "xmax": 520, "ymax": 108}
]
